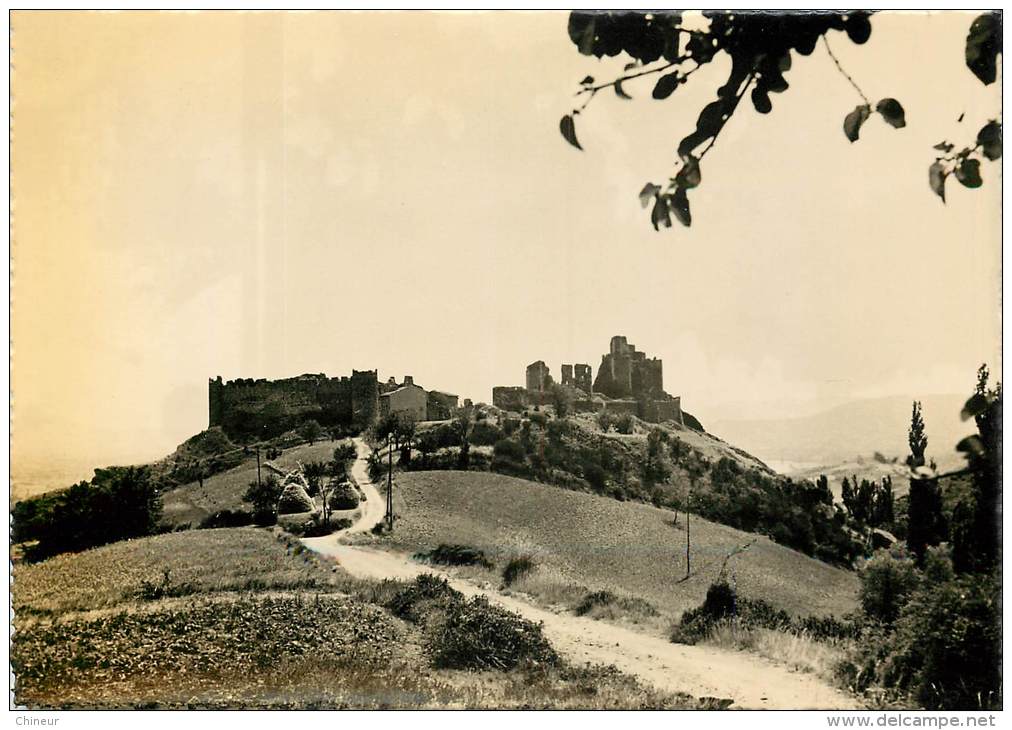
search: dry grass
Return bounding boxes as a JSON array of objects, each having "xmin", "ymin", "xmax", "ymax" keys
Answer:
[
  {"xmin": 702, "ymin": 620, "xmax": 847, "ymax": 685},
  {"xmin": 12, "ymin": 528, "xmax": 698, "ymax": 709},
  {"xmin": 12, "ymin": 527, "xmax": 342, "ymax": 618},
  {"xmin": 160, "ymin": 440, "xmax": 343, "ymax": 525},
  {"xmin": 388, "ymin": 470, "xmax": 858, "ymax": 619}
]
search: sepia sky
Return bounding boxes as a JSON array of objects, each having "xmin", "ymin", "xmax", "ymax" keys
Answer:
[{"xmin": 11, "ymin": 11, "xmax": 1001, "ymax": 472}]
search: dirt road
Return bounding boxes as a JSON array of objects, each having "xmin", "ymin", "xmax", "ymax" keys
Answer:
[{"xmin": 302, "ymin": 440, "xmax": 858, "ymax": 710}]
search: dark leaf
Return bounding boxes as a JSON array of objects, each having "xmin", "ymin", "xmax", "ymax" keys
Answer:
[
  {"xmin": 670, "ymin": 188, "xmax": 691, "ymax": 227},
  {"xmin": 568, "ymin": 13, "xmax": 598, "ymax": 56},
  {"xmin": 675, "ymin": 156, "xmax": 701, "ymax": 189},
  {"xmin": 751, "ymin": 87, "xmax": 772, "ymax": 114},
  {"xmin": 955, "ymin": 158, "xmax": 982, "ymax": 188},
  {"xmin": 956, "ymin": 435, "xmax": 985, "ymax": 457},
  {"xmin": 933, "ymin": 141, "xmax": 954, "ymax": 152},
  {"xmin": 966, "ymin": 12, "xmax": 1002, "ymax": 85},
  {"xmin": 777, "ymin": 51, "xmax": 792, "ymax": 73},
  {"xmin": 976, "ymin": 121, "xmax": 1002, "ymax": 160},
  {"xmin": 652, "ymin": 72, "xmax": 681, "ymax": 100},
  {"xmin": 614, "ymin": 80, "xmax": 633, "ymax": 100},
  {"xmin": 961, "ymin": 393, "xmax": 990, "ymax": 421},
  {"xmin": 845, "ymin": 12, "xmax": 872, "ymax": 44},
  {"xmin": 580, "ymin": 75, "xmax": 595, "ymax": 86},
  {"xmin": 624, "ymin": 62, "xmax": 638, "ymax": 71},
  {"xmin": 843, "ymin": 104, "xmax": 871, "ymax": 142},
  {"xmin": 696, "ymin": 101, "xmax": 727, "ymax": 138},
  {"xmin": 559, "ymin": 115, "xmax": 582, "ymax": 150},
  {"xmin": 958, "ymin": 112, "xmax": 965, "ymax": 123},
  {"xmin": 639, "ymin": 183, "xmax": 661, "ymax": 209},
  {"xmin": 928, "ymin": 162, "xmax": 947, "ymax": 203},
  {"xmin": 650, "ymin": 194, "xmax": 671, "ymax": 231},
  {"xmin": 875, "ymin": 98, "xmax": 906, "ymax": 128}
]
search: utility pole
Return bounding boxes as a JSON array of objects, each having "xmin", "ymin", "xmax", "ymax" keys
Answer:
[
  {"xmin": 386, "ymin": 432, "xmax": 394, "ymax": 531},
  {"xmin": 685, "ymin": 502, "xmax": 691, "ymax": 579}
]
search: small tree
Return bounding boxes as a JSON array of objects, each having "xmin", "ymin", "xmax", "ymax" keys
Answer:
[
  {"xmin": 642, "ymin": 427, "xmax": 671, "ymax": 486},
  {"xmin": 452, "ymin": 411, "xmax": 473, "ymax": 469},
  {"xmin": 243, "ymin": 474, "xmax": 282, "ymax": 526},
  {"xmin": 300, "ymin": 419, "xmax": 324, "ymax": 445},
  {"xmin": 906, "ymin": 476, "xmax": 947, "ymax": 565},
  {"xmin": 551, "ymin": 385, "xmax": 572, "ymax": 419},
  {"xmin": 907, "ymin": 401, "xmax": 928, "ymax": 468}
]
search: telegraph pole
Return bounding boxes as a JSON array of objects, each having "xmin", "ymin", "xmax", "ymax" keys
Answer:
[
  {"xmin": 386, "ymin": 432, "xmax": 394, "ymax": 531},
  {"xmin": 255, "ymin": 446, "xmax": 262, "ymax": 488}
]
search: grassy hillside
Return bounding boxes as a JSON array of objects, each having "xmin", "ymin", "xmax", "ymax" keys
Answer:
[
  {"xmin": 387, "ymin": 471, "xmax": 859, "ymax": 619},
  {"xmin": 160, "ymin": 440, "xmax": 341, "ymax": 526},
  {"xmin": 408, "ymin": 412, "xmax": 861, "ymax": 564},
  {"xmin": 12, "ymin": 528, "xmax": 692, "ymax": 709}
]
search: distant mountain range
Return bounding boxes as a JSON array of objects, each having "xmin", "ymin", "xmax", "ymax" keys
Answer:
[{"xmin": 709, "ymin": 394, "xmax": 975, "ymax": 473}]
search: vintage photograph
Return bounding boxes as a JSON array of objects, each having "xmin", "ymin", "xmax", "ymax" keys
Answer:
[{"xmin": 10, "ymin": 9, "xmax": 1002, "ymax": 712}]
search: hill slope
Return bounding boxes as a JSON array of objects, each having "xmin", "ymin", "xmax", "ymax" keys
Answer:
[
  {"xmin": 13, "ymin": 528, "xmax": 685, "ymax": 709},
  {"xmin": 388, "ymin": 470, "xmax": 858, "ymax": 618},
  {"xmin": 709, "ymin": 394, "xmax": 971, "ymax": 470}
]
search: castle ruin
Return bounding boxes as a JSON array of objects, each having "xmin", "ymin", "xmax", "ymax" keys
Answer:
[
  {"xmin": 491, "ymin": 335, "xmax": 684, "ymax": 425},
  {"xmin": 209, "ymin": 369, "xmax": 459, "ymax": 441}
]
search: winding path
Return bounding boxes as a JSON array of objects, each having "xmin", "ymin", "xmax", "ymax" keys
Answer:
[{"xmin": 301, "ymin": 438, "xmax": 858, "ymax": 710}]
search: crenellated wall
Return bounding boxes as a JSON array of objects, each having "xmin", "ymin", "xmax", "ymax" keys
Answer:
[{"xmin": 208, "ymin": 370, "xmax": 378, "ymax": 440}]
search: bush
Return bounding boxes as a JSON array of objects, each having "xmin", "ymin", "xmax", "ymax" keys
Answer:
[
  {"xmin": 415, "ymin": 544, "xmax": 493, "ymax": 570},
  {"xmin": 502, "ymin": 555, "xmax": 536, "ymax": 586},
  {"xmin": 842, "ymin": 573, "xmax": 1001, "ymax": 709},
  {"xmin": 613, "ymin": 413, "xmax": 635, "ymax": 434},
  {"xmin": 385, "ymin": 574, "xmax": 463, "ymax": 623},
  {"xmin": 672, "ymin": 579, "xmax": 858, "ymax": 645},
  {"xmin": 137, "ymin": 568, "xmax": 197, "ymax": 601},
  {"xmin": 198, "ymin": 509, "xmax": 254, "ymax": 529},
  {"xmin": 469, "ymin": 421, "xmax": 503, "ymax": 447},
  {"xmin": 583, "ymin": 463, "xmax": 607, "ymax": 493},
  {"xmin": 858, "ymin": 547, "xmax": 920, "ymax": 624},
  {"xmin": 574, "ymin": 590, "xmax": 659, "ymax": 619},
  {"xmin": 243, "ymin": 475, "xmax": 283, "ymax": 526},
  {"xmin": 333, "ymin": 440, "xmax": 357, "ymax": 464},
  {"xmin": 428, "ymin": 594, "xmax": 559, "ymax": 671},
  {"xmin": 23, "ymin": 466, "xmax": 162, "ymax": 561}
]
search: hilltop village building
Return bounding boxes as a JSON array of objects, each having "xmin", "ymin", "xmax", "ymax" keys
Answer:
[
  {"xmin": 209, "ymin": 370, "xmax": 458, "ymax": 439},
  {"xmin": 492, "ymin": 335, "xmax": 684, "ymax": 425}
]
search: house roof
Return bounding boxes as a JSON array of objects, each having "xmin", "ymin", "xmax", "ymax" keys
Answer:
[
  {"xmin": 429, "ymin": 390, "xmax": 458, "ymax": 398},
  {"xmin": 380, "ymin": 383, "xmax": 425, "ymax": 398}
]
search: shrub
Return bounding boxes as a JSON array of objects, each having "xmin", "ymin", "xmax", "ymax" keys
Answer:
[
  {"xmin": 858, "ymin": 547, "xmax": 920, "ymax": 625},
  {"xmin": 842, "ymin": 573, "xmax": 1001, "ymax": 710},
  {"xmin": 502, "ymin": 555, "xmax": 536, "ymax": 586},
  {"xmin": 385, "ymin": 574, "xmax": 463, "ymax": 623},
  {"xmin": 333, "ymin": 440, "xmax": 357, "ymax": 464},
  {"xmin": 574, "ymin": 590, "xmax": 659, "ymax": 619},
  {"xmin": 243, "ymin": 475, "xmax": 283, "ymax": 526},
  {"xmin": 614, "ymin": 413, "xmax": 635, "ymax": 434},
  {"xmin": 583, "ymin": 463, "xmax": 607, "ymax": 493},
  {"xmin": 199, "ymin": 509, "xmax": 254, "ymax": 529},
  {"xmin": 23, "ymin": 466, "xmax": 162, "ymax": 561},
  {"xmin": 469, "ymin": 421, "xmax": 503, "ymax": 447},
  {"xmin": 137, "ymin": 568, "xmax": 197, "ymax": 601},
  {"xmin": 415, "ymin": 544, "xmax": 493, "ymax": 570},
  {"xmin": 428, "ymin": 594, "xmax": 559, "ymax": 671},
  {"xmin": 672, "ymin": 579, "xmax": 857, "ymax": 645}
]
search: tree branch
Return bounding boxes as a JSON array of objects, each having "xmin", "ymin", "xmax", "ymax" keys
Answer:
[
  {"xmin": 698, "ymin": 73, "xmax": 756, "ymax": 161},
  {"xmin": 577, "ymin": 59, "xmax": 684, "ymax": 96},
  {"xmin": 823, "ymin": 35, "xmax": 870, "ymax": 105}
]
